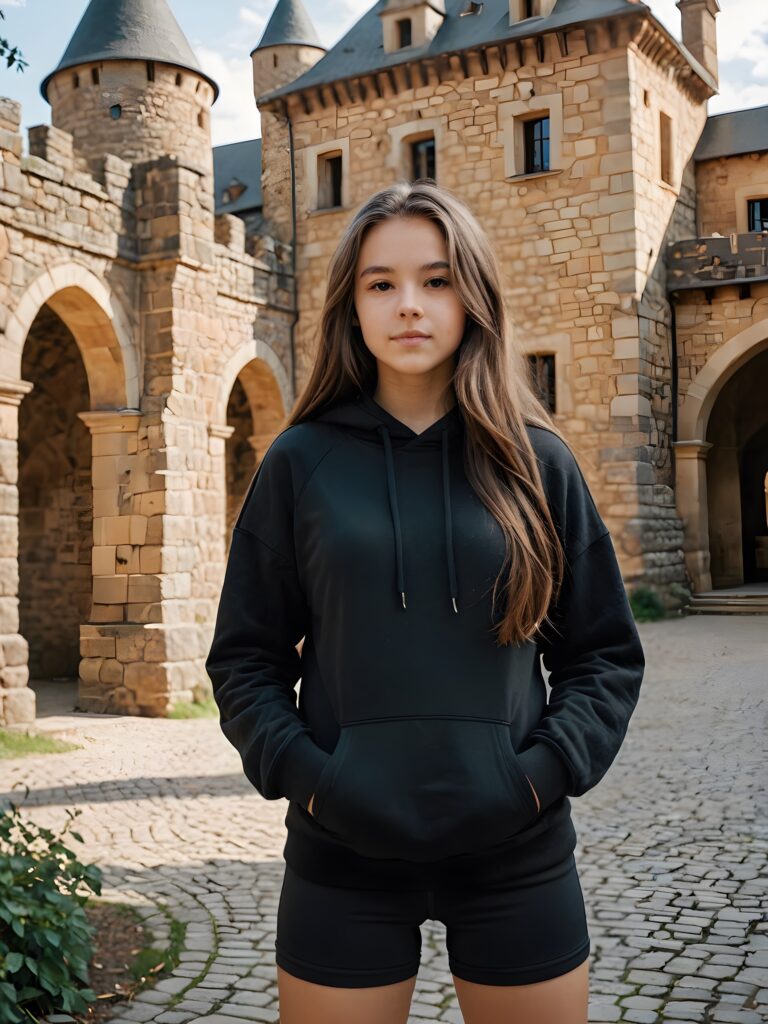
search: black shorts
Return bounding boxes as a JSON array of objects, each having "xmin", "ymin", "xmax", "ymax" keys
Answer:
[{"xmin": 275, "ymin": 851, "xmax": 590, "ymax": 988}]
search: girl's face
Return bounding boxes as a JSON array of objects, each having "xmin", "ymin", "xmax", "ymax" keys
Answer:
[{"xmin": 353, "ymin": 216, "xmax": 466, "ymax": 385}]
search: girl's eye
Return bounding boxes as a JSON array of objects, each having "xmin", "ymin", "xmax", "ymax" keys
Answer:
[{"xmin": 370, "ymin": 278, "xmax": 450, "ymax": 292}]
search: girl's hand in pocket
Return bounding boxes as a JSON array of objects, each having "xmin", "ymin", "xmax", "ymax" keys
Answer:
[
  {"xmin": 525, "ymin": 775, "xmax": 541, "ymax": 814},
  {"xmin": 308, "ymin": 792, "xmax": 315, "ymax": 816}
]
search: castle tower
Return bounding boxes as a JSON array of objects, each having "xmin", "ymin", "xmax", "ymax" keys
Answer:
[
  {"xmin": 40, "ymin": 0, "xmax": 219, "ymax": 170},
  {"xmin": 676, "ymin": 0, "xmax": 720, "ymax": 86},
  {"xmin": 250, "ymin": 0, "xmax": 326, "ymax": 105}
]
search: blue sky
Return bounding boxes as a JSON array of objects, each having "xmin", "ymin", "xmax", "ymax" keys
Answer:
[{"xmin": 1, "ymin": 0, "xmax": 767, "ymax": 152}]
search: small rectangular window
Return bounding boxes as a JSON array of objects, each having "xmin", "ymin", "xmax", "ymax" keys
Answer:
[
  {"xmin": 660, "ymin": 111, "xmax": 673, "ymax": 185},
  {"xmin": 747, "ymin": 198, "xmax": 768, "ymax": 232},
  {"xmin": 523, "ymin": 117, "xmax": 550, "ymax": 174},
  {"xmin": 397, "ymin": 18, "xmax": 412, "ymax": 47},
  {"xmin": 411, "ymin": 137, "xmax": 436, "ymax": 182},
  {"xmin": 527, "ymin": 354, "xmax": 556, "ymax": 413},
  {"xmin": 317, "ymin": 151, "xmax": 343, "ymax": 209}
]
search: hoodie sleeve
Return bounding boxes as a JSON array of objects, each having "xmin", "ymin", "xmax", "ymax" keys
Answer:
[
  {"xmin": 516, "ymin": 433, "xmax": 646, "ymax": 814},
  {"xmin": 204, "ymin": 433, "xmax": 331, "ymax": 810}
]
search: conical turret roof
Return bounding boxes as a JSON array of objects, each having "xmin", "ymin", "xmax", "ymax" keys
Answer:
[
  {"xmin": 252, "ymin": 0, "xmax": 324, "ymax": 52},
  {"xmin": 41, "ymin": 0, "xmax": 219, "ymax": 101}
]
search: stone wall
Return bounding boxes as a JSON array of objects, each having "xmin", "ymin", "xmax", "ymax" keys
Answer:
[
  {"xmin": 258, "ymin": 14, "xmax": 713, "ymax": 599},
  {"xmin": 0, "ymin": 95, "xmax": 294, "ymax": 724}
]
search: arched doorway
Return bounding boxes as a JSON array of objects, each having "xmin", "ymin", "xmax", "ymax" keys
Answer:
[
  {"xmin": 705, "ymin": 347, "xmax": 768, "ymax": 587},
  {"xmin": 676, "ymin": 318, "xmax": 768, "ymax": 600},
  {"xmin": 19, "ymin": 304, "xmax": 93, "ymax": 691},
  {"xmin": 2, "ymin": 265, "xmax": 137, "ymax": 724},
  {"xmin": 225, "ymin": 359, "xmax": 286, "ymax": 539},
  {"xmin": 740, "ymin": 422, "xmax": 768, "ymax": 584}
]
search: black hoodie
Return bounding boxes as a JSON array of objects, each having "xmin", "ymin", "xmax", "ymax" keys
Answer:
[{"xmin": 205, "ymin": 388, "xmax": 645, "ymax": 890}]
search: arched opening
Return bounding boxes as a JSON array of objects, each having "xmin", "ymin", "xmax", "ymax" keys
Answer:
[
  {"xmin": 705, "ymin": 347, "xmax": 768, "ymax": 587},
  {"xmin": 5, "ymin": 267, "xmax": 136, "ymax": 723},
  {"xmin": 224, "ymin": 358, "xmax": 285, "ymax": 541},
  {"xmin": 740, "ymin": 422, "xmax": 768, "ymax": 584},
  {"xmin": 19, "ymin": 304, "xmax": 92, "ymax": 698}
]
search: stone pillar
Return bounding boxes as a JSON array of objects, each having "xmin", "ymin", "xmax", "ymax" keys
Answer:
[
  {"xmin": 673, "ymin": 439, "xmax": 714, "ymax": 593},
  {"xmin": 76, "ymin": 409, "xmax": 203, "ymax": 716},
  {"xmin": 0, "ymin": 377, "xmax": 35, "ymax": 727}
]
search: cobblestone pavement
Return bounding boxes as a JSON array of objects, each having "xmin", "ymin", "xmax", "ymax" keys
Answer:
[{"xmin": 1, "ymin": 614, "xmax": 765, "ymax": 1023}]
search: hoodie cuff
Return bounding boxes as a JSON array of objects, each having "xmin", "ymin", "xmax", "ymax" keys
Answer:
[
  {"xmin": 517, "ymin": 741, "xmax": 572, "ymax": 813},
  {"xmin": 269, "ymin": 731, "xmax": 331, "ymax": 810}
]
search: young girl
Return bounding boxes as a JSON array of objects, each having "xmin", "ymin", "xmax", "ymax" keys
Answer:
[{"xmin": 205, "ymin": 180, "xmax": 645, "ymax": 1024}]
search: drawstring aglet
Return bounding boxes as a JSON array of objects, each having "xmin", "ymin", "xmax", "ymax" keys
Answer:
[
  {"xmin": 401, "ymin": 592, "xmax": 407, "ymax": 609},
  {"xmin": 451, "ymin": 597, "xmax": 458, "ymax": 614}
]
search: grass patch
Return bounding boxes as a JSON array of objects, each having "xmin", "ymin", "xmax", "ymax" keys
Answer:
[
  {"xmin": 629, "ymin": 586, "xmax": 667, "ymax": 622},
  {"xmin": 167, "ymin": 696, "xmax": 218, "ymax": 719},
  {"xmin": 0, "ymin": 727, "xmax": 81, "ymax": 759}
]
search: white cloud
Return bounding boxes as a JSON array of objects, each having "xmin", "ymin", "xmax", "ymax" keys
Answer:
[{"xmin": 198, "ymin": 45, "xmax": 262, "ymax": 147}]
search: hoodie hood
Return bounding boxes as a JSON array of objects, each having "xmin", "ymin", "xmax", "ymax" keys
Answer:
[{"xmin": 312, "ymin": 388, "xmax": 464, "ymax": 615}]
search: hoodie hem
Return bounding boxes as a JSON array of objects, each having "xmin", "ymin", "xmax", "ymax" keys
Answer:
[{"xmin": 282, "ymin": 796, "xmax": 577, "ymax": 891}]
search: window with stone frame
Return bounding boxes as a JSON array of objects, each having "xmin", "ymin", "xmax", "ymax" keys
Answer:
[
  {"xmin": 397, "ymin": 18, "xmax": 412, "ymax": 47},
  {"xmin": 523, "ymin": 116, "xmax": 550, "ymax": 174},
  {"xmin": 317, "ymin": 151, "xmax": 343, "ymax": 209},
  {"xmin": 527, "ymin": 353, "xmax": 556, "ymax": 413},
  {"xmin": 411, "ymin": 136, "xmax": 436, "ymax": 182},
  {"xmin": 747, "ymin": 198, "xmax": 768, "ymax": 232},
  {"xmin": 659, "ymin": 110, "xmax": 673, "ymax": 186}
]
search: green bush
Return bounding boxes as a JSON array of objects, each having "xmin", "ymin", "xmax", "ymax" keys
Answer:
[
  {"xmin": 0, "ymin": 788, "xmax": 103, "ymax": 1024},
  {"xmin": 629, "ymin": 585, "xmax": 666, "ymax": 622}
]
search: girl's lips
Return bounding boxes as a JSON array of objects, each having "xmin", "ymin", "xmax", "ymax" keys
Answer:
[{"xmin": 394, "ymin": 335, "xmax": 431, "ymax": 346}]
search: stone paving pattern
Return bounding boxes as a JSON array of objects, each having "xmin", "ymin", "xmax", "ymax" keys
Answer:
[{"xmin": 1, "ymin": 614, "xmax": 765, "ymax": 1023}]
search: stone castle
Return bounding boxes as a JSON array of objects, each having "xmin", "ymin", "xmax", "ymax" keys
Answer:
[{"xmin": 0, "ymin": 0, "xmax": 765, "ymax": 726}]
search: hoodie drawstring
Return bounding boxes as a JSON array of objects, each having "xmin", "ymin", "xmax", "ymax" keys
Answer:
[
  {"xmin": 377, "ymin": 424, "xmax": 459, "ymax": 614},
  {"xmin": 441, "ymin": 427, "xmax": 459, "ymax": 614}
]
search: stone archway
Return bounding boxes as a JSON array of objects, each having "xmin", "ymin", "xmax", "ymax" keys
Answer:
[
  {"xmin": 4, "ymin": 262, "xmax": 139, "ymax": 407},
  {"xmin": 675, "ymin": 318, "xmax": 768, "ymax": 592},
  {"xmin": 205, "ymin": 346, "xmax": 289, "ymax": 617},
  {"xmin": 0, "ymin": 264, "xmax": 137, "ymax": 726}
]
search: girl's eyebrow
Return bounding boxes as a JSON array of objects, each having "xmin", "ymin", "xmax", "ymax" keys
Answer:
[{"xmin": 358, "ymin": 260, "xmax": 450, "ymax": 279}]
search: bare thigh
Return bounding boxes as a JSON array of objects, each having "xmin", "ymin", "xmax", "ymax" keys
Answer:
[
  {"xmin": 277, "ymin": 965, "xmax": 418, "ymax": 1024},
  {"xmin": 452, "ymin": 957, "xmax": 589, "ymax": 1024}
]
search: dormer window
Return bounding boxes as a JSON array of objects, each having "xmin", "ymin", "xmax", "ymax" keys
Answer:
[
  {"xmin": 380, "ymin": 1, "xmax": 446, "ymax": 55},
  {"xmin": 509, "ymin": 0, "xmax": 556, "ymax": 21},
  {"xmin": 411, "ymin": 136, "xmax": 435, "ymax": 181},
  {"xmin": 223, "ymin": 180, "xmax": 247, "ymax": 205}
]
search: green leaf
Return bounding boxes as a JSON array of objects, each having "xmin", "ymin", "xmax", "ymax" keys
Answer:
[{"xmin": 2, "ymin": 952, "xmax": 23, "ymax": 973}]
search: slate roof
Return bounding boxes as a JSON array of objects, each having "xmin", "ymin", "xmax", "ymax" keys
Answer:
[
  {"xmin": 694, "ymin": 104, "xmax": 768, "ymax": 161},
  {"xmin": 213, "ymin": 138, "xmax": 263, "ymax": 215},
  {"xmin": 252, "ymin": 0, "xmax": 325, "ymax": 52},
  {"xmin": 257, "ymin": 0, "xmax": 661, "ymax": 103},
  {"xmin": 41, "ymin": 0, "xmax": 219, "ymax": 101}
]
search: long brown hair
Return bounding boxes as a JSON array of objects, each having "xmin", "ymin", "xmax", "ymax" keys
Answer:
[{"xmin": 287, "ymin": 179, "xmax": 569, "ymax": 647}]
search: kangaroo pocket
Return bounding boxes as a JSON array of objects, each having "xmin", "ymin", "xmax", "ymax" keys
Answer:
[{"xmin": 311, "ymin": 718, "xmax": 540, "ymax": 863}]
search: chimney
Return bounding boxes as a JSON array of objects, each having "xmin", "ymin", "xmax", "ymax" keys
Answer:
[{"xmin": 676, "ymin": 0, "xmax": 720, "ymax": 85}]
